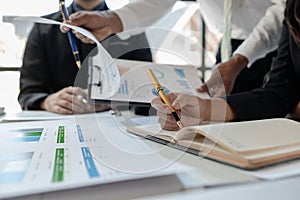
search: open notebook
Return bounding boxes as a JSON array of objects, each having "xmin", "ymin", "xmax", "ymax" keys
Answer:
[{"xmin": 127, "ymin": 118, "xmax": 300, "ymax": 170}]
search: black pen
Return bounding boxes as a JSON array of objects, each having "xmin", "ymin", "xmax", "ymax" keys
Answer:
[{"xmin": 59, "ymin": 0, "xmax": 81, "ymax": 68}]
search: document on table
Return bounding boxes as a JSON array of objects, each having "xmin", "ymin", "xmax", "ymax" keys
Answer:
[
  {"xmin": 130, "ymin": 115, "xmax": 159, "ymax": 126},
  {"xmin": 1, "ymin": 110, "xmax": 111, "ymax": 122},
  {"xmin": 0, "ymin": 116, "xmax": 190, "ymax": 199}
]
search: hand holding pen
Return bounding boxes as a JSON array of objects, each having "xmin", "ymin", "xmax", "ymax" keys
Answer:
[
  {"xmin": 147, "ymin": 69, "xmax": 183, "ymax": 129},
  {"xmin": 151, "ymin": 91, "xmax": 212, "ymax": 131},
  {"xmin": 59, "ymin": 0, "xmax": 81, "ymax": 68}
]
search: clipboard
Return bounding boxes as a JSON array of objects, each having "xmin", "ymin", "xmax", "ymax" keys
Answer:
[{"xmin": 87, "ymin": 58, "xmax": 209, "ymax": 106}]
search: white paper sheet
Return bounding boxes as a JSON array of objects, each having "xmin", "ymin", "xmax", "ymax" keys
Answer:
[
  {"xmin": 15, "ymin": 16, "xmax": 120, "ymax": 98},
  {"xmin": 0, "ymin": 117, "xmax": 191, "ymax": 199},
  {"xmin": 130, "ymin": 116, "xmax": 159, "ymax": 126},
  {"xmin": 90, "ymin": 59, "xmax": 210, "ymax": 104},
  {"xmin": 1, "ymin": 110, "xmax": 111, "ymax": 122},
  {"xmin": 77, "ymin": 115, "xmax": 191, "ymax": 173}
]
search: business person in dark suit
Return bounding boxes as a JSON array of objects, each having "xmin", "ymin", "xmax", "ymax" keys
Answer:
[
  {"xmin": 18, "ymin": 0, "xmax": 152, "ymax": 114},
  {"xmin": 151, "ymin": 0, "xmax": 300, "ymax": 130}
]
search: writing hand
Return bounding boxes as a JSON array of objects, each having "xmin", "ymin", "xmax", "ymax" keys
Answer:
[{"xmin": 151, "ymin": 93, "xmax": 209, "ymax": 130}]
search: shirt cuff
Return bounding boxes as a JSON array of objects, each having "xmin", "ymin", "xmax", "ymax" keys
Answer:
[
  {"xmin": 233, "ymin": 41, "xmax": 259, "ymax": 68},
  {"xmin": 114, "ymin": 7, "xmax": 139, "ymax": 40}
]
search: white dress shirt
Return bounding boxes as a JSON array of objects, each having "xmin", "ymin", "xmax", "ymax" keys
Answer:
[
  {"xmin": 113, "ymin": 0, "xmax": 176, "ymax": 39},
  {"xmin": 114, "ymin": 0, "xmax": 285, "ymax": 66},
  {"xmin": 198, "ymin": 0, "xmax": 286, "ymax": 66}
]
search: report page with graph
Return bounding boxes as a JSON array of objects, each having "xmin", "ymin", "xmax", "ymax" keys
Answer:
[
  {"xmin": 0, "ymin": 117, "xmax": 187, "ymax": 199},
  {"xmin": 88, "ymin": 59, "xmax": 210, "ymax": 105}
]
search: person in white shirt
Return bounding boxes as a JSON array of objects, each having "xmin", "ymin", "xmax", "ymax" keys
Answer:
[
  {"xmin": 61, "ymin": 0, "xmax": 176, "ymax": 42},
  {"xmin": 62, "ymin": 0, "xmax": 285, "ymax": 96},
  {"xmin": 197, "ymin": 0, "xmax": 286, "ymax": 97}
]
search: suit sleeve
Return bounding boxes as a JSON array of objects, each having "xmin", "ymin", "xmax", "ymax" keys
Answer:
[
  {"xmin": 226, "ymin": 21, "xmax": 300, "ymax": 120},
  {"xmin": 18, "ymin": 24, "xmax": 52, "ymax": 110}
]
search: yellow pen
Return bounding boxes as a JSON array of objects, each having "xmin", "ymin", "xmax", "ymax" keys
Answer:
[{"xmin": 147, "ymin": 69, "xmax": 183, "ymax": 129}]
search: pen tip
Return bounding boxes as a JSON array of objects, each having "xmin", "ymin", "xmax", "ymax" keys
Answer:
[
  {"xmin": 177, "ymin": 121, "xmax": 183, "ymax": 129},
  {"xmin": 76, "ymin": 61, "xmax": 81, "ymax": 68}
]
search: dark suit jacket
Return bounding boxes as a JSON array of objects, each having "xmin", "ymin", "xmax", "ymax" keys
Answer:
[
  {"xmin": 226, "ymin": 18, "xmax": 300, "ymax": 120},
  {"xmin": 18, "ymin": 6, "xmax": 152, "ymax": 110}
]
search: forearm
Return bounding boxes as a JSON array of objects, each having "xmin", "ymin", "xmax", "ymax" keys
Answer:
[
  {"xmin": 227, "ymin": 54, "xmax": 249, "ymax": 73},
  {"xmin": 203, "ymin": 98, "xmax": 237, "ymax": 122}
]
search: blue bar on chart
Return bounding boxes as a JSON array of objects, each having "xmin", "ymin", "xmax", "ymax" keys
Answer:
[
  {"xmin": 0, "ymin": 152, "xmax": 33, "ymax": 184},
  {"xmin": 77, "ymin": 125, "xmax": 84, "ymax": 142},
  {"xmin": 176, "ymin": 80, "xmax": 191, "ymax": 90},
  {"xmin": 81, "ymin": 147, "xmax": 99, "ymax": 178},
  {"xmin": 9, "ymin": 128, "xmax": 43, "ymax": 143},
  {"xmin": 174, "ymin": 68, "xmax": 186, "ymax": 78},
  {"xmin": 118, "ymin": 80, "xmax": 129, "ymax": 95}
]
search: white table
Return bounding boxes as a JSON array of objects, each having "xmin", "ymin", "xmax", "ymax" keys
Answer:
[{"xmin": 136, "ymin": 175, "xmax": 300, "ymax": 200}]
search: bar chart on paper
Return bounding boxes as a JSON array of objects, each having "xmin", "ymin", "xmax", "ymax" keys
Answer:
[
  {"xmin": 0, "ymin": 121, "xmax": 111, "ymax": 198},
  {"xmin": 118, "ymin": 80, "xmax": 129, "ymax": 95},
  {"xmin": 90, "ymin": 61, "xmax": 210, "ymax": 103},
  {"xmin": 9, "ymin": 128, "xmax": 43, "ymax": 143},
  {"xmin": 0, "ymin": 119, "xmax": 180, "ymax": 199},
  {"xmin": 0, "ymin": 128, "xmax": 44, "ymax": 144}
]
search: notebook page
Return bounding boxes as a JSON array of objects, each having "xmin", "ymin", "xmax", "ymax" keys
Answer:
[{"xmin": 191, "ymin": 118, "xmax": 300, "ymax": 153}]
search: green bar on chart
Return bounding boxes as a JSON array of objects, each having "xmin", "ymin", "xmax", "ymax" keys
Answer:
[
  {"xmin": 57, "ymin": 126, "xmax": 65, "ymax": 143},
  {"xmin": 52, "ymin": 148, "xmax": 64, "ymax": 182}
]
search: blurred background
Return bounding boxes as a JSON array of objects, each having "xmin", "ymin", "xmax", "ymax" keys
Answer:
[{"xmin": 0, "ymin": 0, "xmax": 220, "ymax": 114}]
